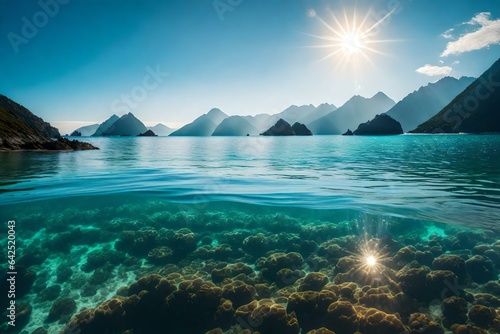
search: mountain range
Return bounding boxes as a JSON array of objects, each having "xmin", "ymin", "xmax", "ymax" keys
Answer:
[
  {"xmin": 412, "ymin": 58, "xmax": 500, "ymax": 133},
  {"xmin": 308, "ymin": 92, "xmax": 396, "ymax": 134},
  {"xmin": 385, "ymin": 76, "xmax": 475, "ymax": 132},
  {"xmin": 41, "ymin": 57, "xmax": 500, "ymax": 138},
  {"xmin": 70, "ymin": 115, "xmax": 174, "ymax": 137}
]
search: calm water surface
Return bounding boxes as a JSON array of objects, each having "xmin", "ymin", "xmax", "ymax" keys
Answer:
[{"xmin": 1, "ymin": 135, "xmax": 499, "ymax": 229}]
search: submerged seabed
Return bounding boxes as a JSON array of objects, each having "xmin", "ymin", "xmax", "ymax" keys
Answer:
[{"xmin": 0, "ymin": 194, "xmax": 499, "ymax": 334}]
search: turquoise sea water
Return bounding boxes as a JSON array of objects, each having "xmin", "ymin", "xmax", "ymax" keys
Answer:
[
  {"xmin": 1, "ymin": 135, "xmax": 499, "ymax": 333},
  {"xmin": 2, "ymin": 135, "xmax": 500, "ymax": 227}
]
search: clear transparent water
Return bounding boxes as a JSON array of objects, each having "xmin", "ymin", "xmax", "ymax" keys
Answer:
[
  {"xmin": 1, "ymin": 135, "xmax": 499, "ymax": 228},
  {"xmin": 1, "ymin": 135, "xmax": 500, "ymax": 333}
]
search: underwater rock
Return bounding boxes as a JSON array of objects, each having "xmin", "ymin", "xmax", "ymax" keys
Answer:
[
  {"xmin": 415, "ymin": 250, "xmax": 435, "ymax": 267},
  {"xmin": 318, "ymin": 243, "xmax": 345, "ymax": 264},
  {"xmin": 465, "ymin": 255, "xmax": 495, "ymax": 284},
  {"xmin": 432, "ymin": 254, "xmax": 467, "ymax": 278},
  {"xmin": 358, "ymin": 286, "xmax": 416, "ymax": 316},
  {"xmin": 115, "ymin": 229, "xmax": 159, "ymax": 256},
  {"xmin": 147, "ymin": 246, "xmax": 174, "ymax": 265},
  {"xmin": 64, "ymin": 298, "xmax": 128, "ymax": 333},
  {"xmin": 484, "ymin": 248, "xmax": 500, "ymax": 267},
  {"xmin": 66, "ymin": 274, "xmax": 235, "ymax": 333},
  {"xmin": 357, "ymin": 307, "xmax": 407, "ymax": 334},
  {"xmin": 450, "ymin": 324, "xmax": 487, "ymax": 334},
  {"xmin": 484, "ymin": 281, "xmax": 500, "ymax": 296},
  {"xmin": 56, "ymin": 265, "xmax": 73, "ymax": 283},
  {"xmin": 396, "ymin": 264, "xmax": 431, "ymax": 299},
  {"xmin": 235, "ymin": 299, "xmax": 300, "ymax": 334},
  {"xmin": 242, "ymin": 233, "xmax": 277, "ymax": 257},
  {"xmin": 393, "ymin": 245, "xmax": 417, "ymax": 265},
  {"xmin": 18, "ymin": 247, "xmax": 49, "ymax": 267},
  {"xmin": 46, "ymin": 227, "xmax": 102, "ymax": 252},
  {"xmin": 305, "ymin": 255, "xmax": 329, "ymax": 272},
  {"xmin": 426, "ymin": 270, "xmax": 461, "ymax": 301},
  {"xmin": 298, "ymin": 272, "xmax": 329, "ymax": 292},
  {"xmin": 275, "ymin": 268, "xmax": 304, "ymax": 288},
  {"xmin": 254, "ymin": 283, "xmax": 275, "ymax": 299},
  {"xmin": 256, "ymin": 252, "xmax": 304, "ymax": 284},
  {"xmin": 408, "ymin": 313, "xmax": 444, "ymax": 334},
  {"xmin": 81, "ymin": 284, "xmax": 98, "ymax": 297},
  {"xmin": 83, "ymin": 248, "xmax": 126, "ymax": 272},
  {"xmin": 211, "ymin": 262, "xmax": 255, "ymax": 284},
  {"xmin": 47, "ymin": 298, "xmax": 77, "ymax": 323},
  {"xmin": 468, "ymin": 305, "xmax": 496, "ymax": 328},
  {"xmin": 222, "ymin": 280, "xmax": 256, "ymax": 309},
  {"xmin": 170, "ymin": 228, "xmax": 197, "ymax": 256},
  {"xmin": 306, "ymin": 328, "xmax": 336, "ymax": 334},
  {"xmin": 36, "ymin": 284, "xmax": 61, "ymax": 302},
  {"xmin": 322, "ymin": 282, "xmax": 359, "ymax": 304},
  {"xmin": 165, "ymin": 278, "xmax": 233, "ymax": 332},
  {"xmin": 128, "ymin": 274, "xmax": 176, "ymax": 297},
  {"xmin": 442, "ymin": 296, "xmax": 468, "ymax": 327},
  {"xmin": 455, "ymin": 231, "xmax": 492, "ymax": 250},
  {"xmin": 333, "ymin": 256, "xmax": 357, "ymax": 275},
  {"xmin": 287, "ymin": 290, "xmax": 337, "ymax": 332},
  {"xmin": 195, "ymin": 244, "xmax": 240, "ymax": 260},
  {"xmin": 325, "ymin": 301, "xmax": 359, "ymax": 334},
  {"xmin": 473, "ymin": 293, "xmax": 500, "ymax": 308},
  {"xmin": 472, "ymin": 244, "xmax": 490, "ymax": 255},
  {"xmin": 90, "ymin": 266, "xmax": 114, "ymax": 285}
]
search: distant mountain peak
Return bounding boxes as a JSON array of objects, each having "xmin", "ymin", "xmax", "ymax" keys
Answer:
[
  {"xmin": 207, "ymin": 108, "xmax": 223, "ymax": 114},
  {"xmin": 385, "ymin": 75, "xmax": 476, "ymax": 132},
  {"xmin": 412, "ymin": 57, "xmax": 500, "ymax": 133},
  {"xmin": 372, "ymin": 91, "xmax": 390, "ymax": 100}
]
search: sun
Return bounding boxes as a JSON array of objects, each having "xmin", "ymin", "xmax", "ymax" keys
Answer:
[
  {"xmin": 341, "ymin": 32, "xmax": 364, "ymax": 54},
  {"xmin": 365, "ymin": 254, "xmax": 377, "ymax": 267},
  {"xmin": 305, "ymin": 8, "xmax": 399, "ymax": 67}
]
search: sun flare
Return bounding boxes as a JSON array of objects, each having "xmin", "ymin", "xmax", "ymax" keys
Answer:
[
  {"xmin": 341, "ymin": 32, "xmax": 364, "ymax": 54},
  {"xmin": 365, "ymin": 254, "xmax": 377, "ymax": 267},
  {"xmin": 306, "ymin": 8, "xmax": 399, "ymax": 67}
]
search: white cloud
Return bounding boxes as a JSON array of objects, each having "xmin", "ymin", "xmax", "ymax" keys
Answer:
[
  {"xmin": 416, "ymin": 64, "xmax": 453, "ymax": 76},
  {"xmin": 442, "ymin": 28, "xmax": 455, "ymax": 39},
  {"xmin": 441, "ymin": 12, "xmax": 500, "ymax": 57}
]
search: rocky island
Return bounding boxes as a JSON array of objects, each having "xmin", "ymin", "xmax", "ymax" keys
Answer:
[
  {"xmin": 352, "ymin": 114, "xmax": 404, "ymax": 135},
  {"xmin": 261, "ymin": 119, "xmax": 313, "ymax": 136},
  {"xmin": 0, "ymin": 95, "xmax": 98, "ymax": 151}
]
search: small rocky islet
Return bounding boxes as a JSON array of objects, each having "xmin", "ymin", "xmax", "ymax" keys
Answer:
[
  {"xmin": 0, "ymin": 95, "xmax": 98, "ymax": 151},
  {"xmin": 1, "ymin": 200, "xmax": 499, "ymax": 334}
]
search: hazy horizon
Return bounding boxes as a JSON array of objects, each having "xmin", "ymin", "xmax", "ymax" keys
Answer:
[{"xmin": 2, "ymin": 0, "xmax": 500, "ymax": 134}]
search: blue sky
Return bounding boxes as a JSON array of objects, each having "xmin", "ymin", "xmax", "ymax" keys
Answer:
[{"xmin": 1, "ymin": 0, "xmax": 499, "ymax": 132}]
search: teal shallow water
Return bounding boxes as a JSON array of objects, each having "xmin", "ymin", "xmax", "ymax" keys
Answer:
[{"xmin": 1, "ymin": 135, "xmax": 500, "ymax": 228}]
